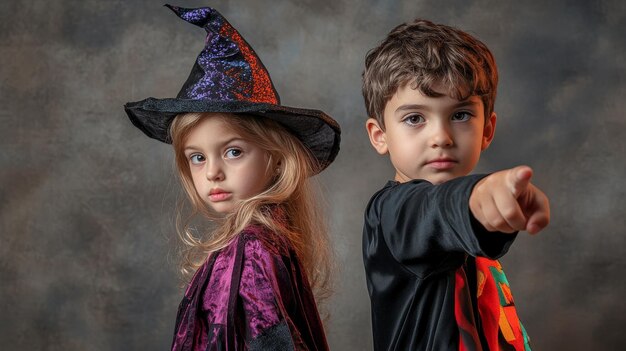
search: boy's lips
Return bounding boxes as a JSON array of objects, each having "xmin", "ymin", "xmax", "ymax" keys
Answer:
[
  {"xmin": 425, "ymin": 157, "xmax": 457, "ymax": 170},
  {"xmin": 208, "ymin": 188, "xmax": 232, "ymax": 202}
]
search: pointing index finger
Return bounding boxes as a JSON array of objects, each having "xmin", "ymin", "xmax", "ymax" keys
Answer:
[{"xmin": 509, "ymin": 165, "xmax": 533, "ymax": 198}]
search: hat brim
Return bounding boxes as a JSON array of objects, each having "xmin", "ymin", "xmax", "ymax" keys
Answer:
[{"xmin": 124, "ymin": 98, "xmax": 341, "ymax": 172}]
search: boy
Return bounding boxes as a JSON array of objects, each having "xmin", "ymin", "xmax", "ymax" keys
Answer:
[{"xmin": 361, "ymin": 19, "xmax": 550, "ymax": 350}]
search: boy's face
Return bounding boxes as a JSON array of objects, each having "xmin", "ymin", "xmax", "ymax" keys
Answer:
[{"xmin": 366, "ymin": 83, "xmax": 496, "ymax": 184}]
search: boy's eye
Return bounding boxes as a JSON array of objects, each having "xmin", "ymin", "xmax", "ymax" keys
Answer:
[
  {"xmin": 225, "ymin": 148, "xmax": 242, "ymax": 159},
  {"xmin": 452, "ymin": 112, "xmax": 472, "ymax": 122},
  {"xmin": 189, "ymin": 154, "xmax": 205, "ymax": 165},
  {"xmin": 402, "ymin": 114, "xmax": 425, "ymax": 126}
]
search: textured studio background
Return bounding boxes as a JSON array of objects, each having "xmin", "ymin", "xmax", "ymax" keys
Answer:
[{"xmin": 1, "ymin": 0, "xmax": 625, "ymax": 350}]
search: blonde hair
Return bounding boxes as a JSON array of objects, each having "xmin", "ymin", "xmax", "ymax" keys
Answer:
[{"xmin": 170, "ymin": 112, "xmax": 333, "ymax": 301}]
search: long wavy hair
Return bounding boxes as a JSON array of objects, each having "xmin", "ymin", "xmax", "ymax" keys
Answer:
[{"xmin": 170, "ymin": 112, "xmax": 333, "ymax": 301}]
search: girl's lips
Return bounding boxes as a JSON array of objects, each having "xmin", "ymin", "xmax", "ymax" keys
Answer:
[{"xmin": 208, "ymin": 192, "xmax": 231, "ymax": 202}]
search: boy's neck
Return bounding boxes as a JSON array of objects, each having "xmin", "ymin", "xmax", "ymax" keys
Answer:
[{"xmin": 394, "ymin": 171, "xmax": 471, "ymax": 184}]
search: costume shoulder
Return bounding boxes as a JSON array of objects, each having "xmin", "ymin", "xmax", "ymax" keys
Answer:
[
  {"xmin": 237, "ymin": 224, "xmax": 322, "ymax": 350},
  {"xmin": 363, "ymin": 175, "xmax": 517, "ymax": 278},
  {"xmin": 240, "ymin": 224, "xmax": 291, "ymax": 257}
]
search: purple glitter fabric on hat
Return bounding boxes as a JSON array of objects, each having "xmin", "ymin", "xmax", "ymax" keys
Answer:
[
  {"xmin": 124, "ymin": 5, "xmax": 340, "ymax": 172},
  {"xmin": 166, "ymin": 5, "xmax": 279, "ymax": 105}
]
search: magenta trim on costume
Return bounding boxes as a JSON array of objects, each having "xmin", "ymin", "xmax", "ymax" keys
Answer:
[
  {"xmin": 171, "ymin": 225, "xmax": 312, "ymax": 350},
  {"xmin": 239, "ymin": 238, "xmax": 283, "ymax": 338}
]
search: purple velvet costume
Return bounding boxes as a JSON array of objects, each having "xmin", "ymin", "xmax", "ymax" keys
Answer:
[{"xmin": 171, "ymin": 224, "xmax": 329, "ymax": 350}]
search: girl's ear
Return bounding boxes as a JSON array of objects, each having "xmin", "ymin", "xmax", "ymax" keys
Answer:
[
  {"xmin": 481, "ymin": 112, "xmax": 497, "ymax": 151},
  {"xmin": 274, "ymin": 159, "xmax": 282, "ymax": 176},
  {"xmin": 366, "ymin": 118, "xmax": 388, "ymax": 155}
]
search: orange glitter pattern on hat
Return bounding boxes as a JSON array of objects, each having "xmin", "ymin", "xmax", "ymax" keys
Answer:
[{"xmin": 220, "ymin": 22, "xmax": 279, "ymax": 105}]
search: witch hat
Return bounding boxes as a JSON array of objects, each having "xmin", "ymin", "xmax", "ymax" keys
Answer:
[{"xmin": 124, "ymin": 5, "xmax": 340, "ymax": 172}]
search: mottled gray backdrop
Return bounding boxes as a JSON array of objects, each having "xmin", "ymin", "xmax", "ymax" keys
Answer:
[{"xmin": 1, "ymin": 0, "xmax": 624, "ymax": 350}]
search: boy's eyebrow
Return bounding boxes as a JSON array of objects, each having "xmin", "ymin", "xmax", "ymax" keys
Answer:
[
  {"xmin": 452, "ymin": 100, "xmax": 481, "ymax": 108},
  {"xmin": 395, "ymin": 104, "xmax": 431, "ymax": 113},
  {"xmin": 395, "ymin": 100, "xmax": 480, "ymax": 113}
]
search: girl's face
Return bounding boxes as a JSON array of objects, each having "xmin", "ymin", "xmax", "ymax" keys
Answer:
[{"xmin": 183, "ymin": 115, "xmax": 276, "ymax": 214}]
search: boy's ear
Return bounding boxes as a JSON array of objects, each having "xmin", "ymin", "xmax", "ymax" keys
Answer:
[
  {"xmin": 481, "ymin": 112, "xmax": 497, "ymax": 150},
  {"xmin": 366, "ymin": 118, "xmax": 388, "ymax": 155}
]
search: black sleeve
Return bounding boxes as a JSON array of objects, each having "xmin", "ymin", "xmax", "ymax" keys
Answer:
[{"xmin": 367, "ymin": 174, "xmax": 517, "ymax": 278}]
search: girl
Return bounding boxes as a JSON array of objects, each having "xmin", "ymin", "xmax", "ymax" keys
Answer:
[{"xmin": 124, "ymin": 5, "xmax": 341, "ymax": 350}]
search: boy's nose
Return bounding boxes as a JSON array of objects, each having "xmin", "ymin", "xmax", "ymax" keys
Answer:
[{"xmin": 430, "ymin": 124, "xmax": 454, "ymax": 148}]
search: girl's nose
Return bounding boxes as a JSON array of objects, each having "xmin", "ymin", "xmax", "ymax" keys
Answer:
[{"xmin": 205, "ymin": 160, "xmax": 224, "ymax": 181}]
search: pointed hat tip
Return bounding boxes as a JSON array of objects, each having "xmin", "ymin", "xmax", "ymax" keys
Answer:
[{"xmin": 163, "ymin": 4, "xmax": 220, "ymax": 28}]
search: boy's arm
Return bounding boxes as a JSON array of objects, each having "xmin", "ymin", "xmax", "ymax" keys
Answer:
[
  {"xmin": 369, "ymin": 175, "xmax": 516, "ymax": 278},
  {"xmin": 470, "ymin": 165, "xmax": 550, "ymax": 235}
]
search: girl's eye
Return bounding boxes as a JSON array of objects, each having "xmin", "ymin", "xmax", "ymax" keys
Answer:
[
  {"xmin": 189, "ymin": 154, "xmax": 205, "ymax": 165},
  {"xmin": 225, "ymin": 148, "xmax": 242, "ymax": 159},
  {"xmin": 402, "ymin": 114, "xmax": 425, "ymax": 126},
  {"xmin": 452, "ymin": 112, "xmax": 472, "ymax": 122}
]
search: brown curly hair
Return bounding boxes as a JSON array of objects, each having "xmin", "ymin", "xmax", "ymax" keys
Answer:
[{"xmin": 362, "ymin": 19, "xmax": 498, "ymax": 128}]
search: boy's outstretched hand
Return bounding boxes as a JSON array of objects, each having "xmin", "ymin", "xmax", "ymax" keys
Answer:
[{"xmin": 470, "ymin": 166, "xmax": 550, "ymax": 234}]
